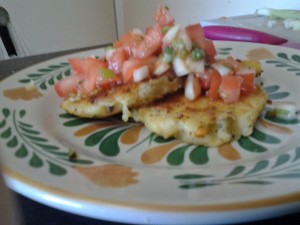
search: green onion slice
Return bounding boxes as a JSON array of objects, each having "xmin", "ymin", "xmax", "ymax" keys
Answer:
[
  {"xmin": 191, "ymin": 47, "xmax": 204, "ymax": 61},
  {"xmin": 163, "ymin": 47, "xmax": 174, "ymax": 63}
]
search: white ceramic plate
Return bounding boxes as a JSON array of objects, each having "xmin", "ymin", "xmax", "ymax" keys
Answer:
[{"xmin": 1, "ymin": 41, "xmax": 300, "ymax": 225}]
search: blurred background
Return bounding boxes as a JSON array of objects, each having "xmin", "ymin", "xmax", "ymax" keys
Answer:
[
  {"xmin": 1, "ymin": 1, "xmax": 300, "ymax": 224},
  {"xmin": 0, "ymin": 0, "xmax": 299, "ymax": 58}
]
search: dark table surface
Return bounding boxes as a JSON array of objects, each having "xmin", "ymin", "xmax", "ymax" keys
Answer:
[{"xmin": 1, "ymin": 46, "xmax": 300, "ymax": 225}]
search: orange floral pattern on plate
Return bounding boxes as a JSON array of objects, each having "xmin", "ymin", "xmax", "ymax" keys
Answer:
[
  {"xmin": 259, "ymin": 119, "xmax": 293, "ymax": 134},
  {"xmin": 120, "ymin": 124, "xmax": 144, "ymax": 145},
  {"xmin": 141, "ymin": 141, "xmax": 183, "ymax": 164},
  {"xmin": 74, "ymin": 121, "xmax": 125, "ymax": 137},
  {"xmin": 246, "ymin": 48, "xmax": 275, "ymax": 61},
  {"xmin": 218, "ymin": 144, "xmax": 241, "ymax": 161},
  {"xmin": 3, "ymin": 87, "xmax": 43, "ymax": 100},
  {"xmin": 74, "ymin": 164, "xmax": 138, "ymax": 188}
]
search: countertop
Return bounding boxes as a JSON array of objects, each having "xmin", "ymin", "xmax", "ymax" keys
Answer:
[{"xmin": 1, "ymin": 45, "xmax": 300, "ymax": 225}]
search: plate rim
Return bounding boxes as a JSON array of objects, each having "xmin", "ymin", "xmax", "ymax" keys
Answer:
[{"xmin": 4, "ymin": 165, "xmax": 300, "ymax": 212}]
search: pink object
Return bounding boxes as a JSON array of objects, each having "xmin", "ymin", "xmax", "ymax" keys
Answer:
[
  {"xmin": 203, "ymin": 25, "xmax": 300, "ymax": 49},
  {"xmin": 203, "ymin": 26, "xmax": 287, "ymax": 45}
]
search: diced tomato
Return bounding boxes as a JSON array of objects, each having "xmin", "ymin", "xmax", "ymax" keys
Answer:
[
  {"xmin": 76, "ymin": 76, "xmax": 96, "ymax": 95},
  {"xmin": 219, "ymin": 75, "xmax": 241, "ymax": 104},
  {"xmin": 113, "ymin": 32, "xmax": 144, "ymax": 57},
  {"xmin": 133, "ymin": 25, "xmax": 163, "ymax": 59},
  {"xmin": 197, "ymin": 68, "xmax": 218, "ymax": 90},
  {"xmin": 186, "ymin": 24, "xmax": 216, "ymax": 63},
  {"xmin": 82, "ymin": 59, "xmax": 108, "ymax": 94},
  {"xmin": 108, "ymin": 48, "xmax": 126, "ymax": 74},
  {"xmin": 96, "ymin": 73, "xmax": 122, "ymax": 89},
  {"xmin": 122, "ymin": 59, "xmax": 143, "ymax": 83},
  {"xmin": 54, "ymin": 74, "xmax": 80, "ymax": 98},
  {"xmin": 60, "ymin": 57, "xmax": 109, "ymax": 96},
  {"xmin": 68, "ymin": 58, "xmax": 107, "ymax": 75},
  {"xmin": 203, "ymin": 39, "xmax": 217, "ymax": 63},
  {"xmin": 145, "ymin": 25, "xmax": 163, "ymax": 48},
  {"xmin": 239, "ymin": 72, "xmax": 255, "ymax": 96},
  {"xmin": 217, "ymin": 56, "xmax": 241, "ymax": 73},
  {"xmin": 56, "ymin": 57, "xmax": 108, "ymax": 97},
  {"xmin": 198, "ymin": 73, "xmax": 210, "ymax": 90},
  {"xmin": 113, "ymin": 32, "xmax": 143, "ymax": 49},
  {"xmin": 68, "ymin": 58, "xmax": 86, "ymax": 74},
  {"xmin": 186, "ymin": 24, "xmax": 206, "ymax": 49},
  {"xmin": 207, "ymin": 70, "xmax": 221, "ymax": 100},
  {"xmin": 154, "ymin": 5, "xmax": 175, "ymax": 27}
]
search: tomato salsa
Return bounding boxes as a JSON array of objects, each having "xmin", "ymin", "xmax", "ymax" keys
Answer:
[{"xmin": 55, "ymin": 5, "xmax": 262, "ymax": 104}]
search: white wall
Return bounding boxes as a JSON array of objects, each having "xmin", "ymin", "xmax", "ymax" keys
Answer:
[
  {"xmin": 116, "ymin": 0, "xmax": 300, "ymax": 37},
  {"xmin": 1, "ymin": 0, "xmax": 117, "ymax": 56}
]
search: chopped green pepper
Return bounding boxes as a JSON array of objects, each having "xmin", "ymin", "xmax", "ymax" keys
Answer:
[
  {"xmin": 100, "ymin": 68, "xmax": 115, "ymax": 79},
  {"xmin": 161, "ymin": 26, "xmax": 172, "ymax": 35},
  {"xmin": 178, "ymin": 50, "xmax": 188, "ymax": 59}
]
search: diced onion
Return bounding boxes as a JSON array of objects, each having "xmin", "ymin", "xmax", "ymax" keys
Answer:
[
  {"xmin": 212, "ymin": 63, "xmax": 232, "ymax": 76},
  {"xmin": 173, "ymin": 57, "xmax": 191, "ymax": 76},
  {"xmin": 162, "ymin": 24, "xmax": 180, "ymax": 45},
  {"xmin": 184, "ymin": 74, "xmax": 201, "ymax": 100},
  {"xmin": 133, "ymin": 66, "xmax": 149, "ymax": 82},
  {"xmin": 153, "ymin": 61, "xmax": 171, "ymax": 76},
  {"xmin": 186, "ymin": 56, "xmax": 204, "ymax": 73},
  {"xmin": 178, "ymin": 28, "xmax": 192, "ymax": 51}
]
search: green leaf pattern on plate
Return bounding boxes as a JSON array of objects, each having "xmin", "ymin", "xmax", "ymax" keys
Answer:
[
  {"xmin": 266, "ymin": 52, "xmax": 300, "ymax": 76},
  {"xmin": 18, "ymin": 62, "xmax": 71, "ymax": 90},
  {"xmin": 217, "ymin": 47, "xmax": 233, "ymax": 55},
  {"xmin": 0, "ymin": 108, "xmax": 94, "ymax": 176},
  {"xmin": 174, "ymin": 147, "xmax": 300, "ymax": 189}
]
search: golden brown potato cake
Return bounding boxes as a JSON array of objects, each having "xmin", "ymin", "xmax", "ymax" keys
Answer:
[
  {"xmin": 61, "ymin": 72, "xmax": 183, "ymax": 121},
  {"xmin": 132, "ymin": 86, "xmax": 268, "ymax": 147}
]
